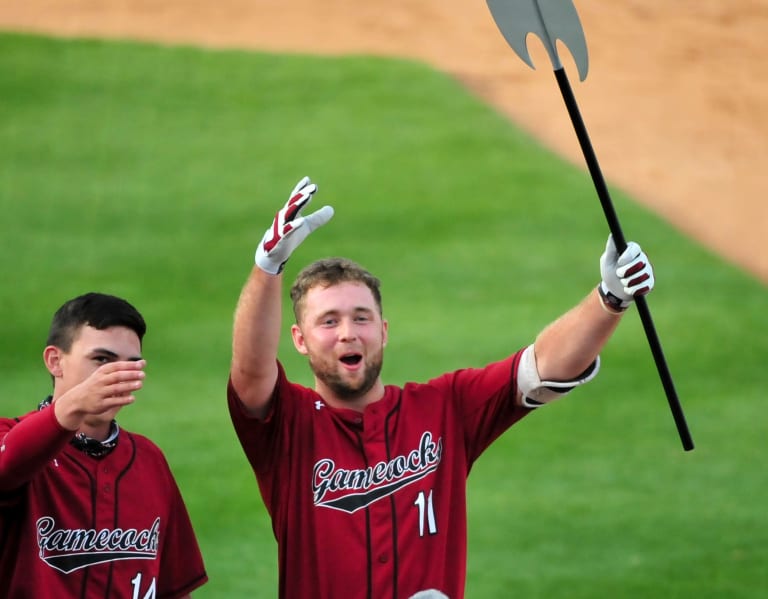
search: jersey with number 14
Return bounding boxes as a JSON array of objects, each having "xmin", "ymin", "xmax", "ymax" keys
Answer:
[
  {"xmin": 0, "ymin": 407, "xmax": 208, "ymax": 599},
  {"xmin": 228, "ymin": 349, "xmax": 531, "ymax": 599}
]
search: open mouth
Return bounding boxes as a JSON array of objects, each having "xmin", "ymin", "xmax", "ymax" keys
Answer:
[{"xmin": 339, "ymin": 354, "xmax": 362, "ymax": 366}]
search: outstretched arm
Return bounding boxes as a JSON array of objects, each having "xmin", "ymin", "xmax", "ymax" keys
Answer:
[
  {"xmin": 230, "ymin": 177, "xmax": 333, "ymax": 419},
  {"xmin": 534, "ymin": 288, "xmax": 621, "ymax": 381},
  {"xmin": 518, "ymin": 235, "xmax": 654, "ymax": 405}
]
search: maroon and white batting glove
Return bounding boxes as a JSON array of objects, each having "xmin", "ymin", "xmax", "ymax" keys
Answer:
[
  {"xmin": 255, "ymin": 176, "xmax": 334, "ymax": 274},
  {"xmin": 598, "ymin": 234, "xmax": 654, "ymax": 312}
]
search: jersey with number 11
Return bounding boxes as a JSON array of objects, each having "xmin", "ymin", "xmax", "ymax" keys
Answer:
[{"xmin": 229, "ymin": 351, "xmax": 529, "ymax": 599}]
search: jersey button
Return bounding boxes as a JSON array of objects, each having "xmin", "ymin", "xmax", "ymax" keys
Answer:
[{"xmin": 377, "ymin": 553, "xmax": 388, "ymax": 563}]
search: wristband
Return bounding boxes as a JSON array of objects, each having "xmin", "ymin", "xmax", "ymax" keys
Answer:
[{"xmin": 597, "ymin": 283, "xmax": 627, "ymax": 314}]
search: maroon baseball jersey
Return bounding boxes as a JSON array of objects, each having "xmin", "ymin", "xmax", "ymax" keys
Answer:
[
  {"xmin": 228, "ymin": 349, "xmax": 532, "ymax": 599},
  {"xmin": 0, "ymin": 405, "xmax": 207, "ymax": 599}
]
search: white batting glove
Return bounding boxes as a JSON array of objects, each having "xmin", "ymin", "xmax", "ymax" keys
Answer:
[
  {"xmin": 254, "ymin": 177, "xmax": 334, "ymax": 274},
  {"xmin": 598, "ymin": 234, "xmax": 654, "ymax": 312}
]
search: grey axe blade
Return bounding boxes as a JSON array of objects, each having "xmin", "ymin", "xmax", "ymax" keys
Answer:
[{"xmin": 486, "ymin": 0, "xmax": 589, "ymax": 81}]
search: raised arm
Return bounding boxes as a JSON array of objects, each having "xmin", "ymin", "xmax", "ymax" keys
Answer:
[
  {"xmin": 517, "ymin": 235, "xmax": 654, "ymax": 405},
  {"xmin": 230, "ymin": 177, "xmax": 333, "ymax": 418},
  {"xmin": 231, "ymin": 267, "xmax": 284, "ymax": 418}
]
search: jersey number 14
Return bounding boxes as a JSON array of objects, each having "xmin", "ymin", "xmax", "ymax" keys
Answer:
[{"xmin": 131, "ymin": 573, "xmax": 157, "ymax": 599}]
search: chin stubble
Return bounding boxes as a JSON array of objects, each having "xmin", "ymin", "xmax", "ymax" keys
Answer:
[{"xmin": 310, "ymin": 351, "xmax": 384, "ymax": 400}]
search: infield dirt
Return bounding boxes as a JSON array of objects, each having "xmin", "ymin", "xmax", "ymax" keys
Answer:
[{"xmin": 1, "ymin": 0, "xmax": 765, "ymax": 282}]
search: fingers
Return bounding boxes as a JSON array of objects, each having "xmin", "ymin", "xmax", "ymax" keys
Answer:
[
  {"xmin": 289, "ymin": 176, "xmax": 312, "ymax": 198},
  {"xmin": 282, "ymin": 205, "xmax": 335, "ymax": 247},
  {"xmin": 90, "ymin": 360, "xmax": 147, "ymax": 407},
  {"xmin": 616, "ymin": 251, "xmax": 653, "ymax": 297},
  {"xmin": 53, "ymin": 360, "xmax": 147, "ymax": 430},
  {"xmin": 616, "ymin": 241, "xmax": 641, "ymax": 266},
  {"xmin": 303, "ymin": 205, "xmax": 335, "ymax": 233},
  {"xmin": 624, "ymin": 271, "xmax": 652, "ymax": 296},
  {"xmin": 284, "ymin": 183, "xmax": 317, "ymax": 222},
  {"xmin": 98, "ymin": 359, "xmax": 146, "ymax": 378},
  {"xmin": 265, "ymin": 179, "xmax": 318, "ymax": 249}
]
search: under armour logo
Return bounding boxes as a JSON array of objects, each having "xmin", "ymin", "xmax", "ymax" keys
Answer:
[{"xmin": 315, "ymin": 401, "xmax": 323, "ymax": 411}]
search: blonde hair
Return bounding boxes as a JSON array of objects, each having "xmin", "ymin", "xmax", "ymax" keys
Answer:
[{"xmin": 290, "ymin": 258, "xmax": 382, "ymax": 322}]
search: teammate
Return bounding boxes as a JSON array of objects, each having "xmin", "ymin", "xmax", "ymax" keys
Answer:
[
  {"xmin": 0, "ymin": 292, "xmax": 208, "ymax": 598},
  {"xmin": 228, "ymin": 177, "xmax": 655, "ymax": 598}
]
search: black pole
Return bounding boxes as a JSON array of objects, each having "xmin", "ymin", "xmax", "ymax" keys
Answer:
[{"xmin": 553, "ymin": 67, "xmax": 694, "ymax": 451}]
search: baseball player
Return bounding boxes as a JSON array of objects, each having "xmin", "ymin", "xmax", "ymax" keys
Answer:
[
  {"xmin": 228, "ymin": 177, "xmax": 654, "ymax": 598},
  {"xmin": 0, "ymin": 292, "xmax": 208, "ymax": 598}
]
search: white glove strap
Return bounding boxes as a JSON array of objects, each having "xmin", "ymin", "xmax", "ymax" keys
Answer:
[{"xmin": 517, "ymin": 344, "xmax": 600, "ymax": 408}]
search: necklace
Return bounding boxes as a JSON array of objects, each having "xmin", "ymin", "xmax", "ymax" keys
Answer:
[{"xmin": 37, "ymin": 396, "xmax": 120, "ymax": 458}]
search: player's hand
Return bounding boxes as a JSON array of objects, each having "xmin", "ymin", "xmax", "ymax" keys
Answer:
[
  {"xmin": 53, "ymin": 360, "xmax": 146, "ymax": 430},
  {"xmin": 254, "ymin": 177, "xmax": 334, "ymax": 275},
  {"xmin": 599, "ymin": 234, "xmax": 654, "ymax": 311}
]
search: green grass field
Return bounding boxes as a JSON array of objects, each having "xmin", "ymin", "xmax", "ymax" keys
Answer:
[{"xmin": 1, "ymin": 32, "xmax": 766, "ymax": 597}]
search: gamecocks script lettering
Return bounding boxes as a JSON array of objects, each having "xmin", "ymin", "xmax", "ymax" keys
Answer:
[
  {"xmin": 36, "ymin": 516, "xmax": 160, "ymax": 573},
  {"xmin": 313, "ymin": 431, "xmax": 442, "ymax": 513}
]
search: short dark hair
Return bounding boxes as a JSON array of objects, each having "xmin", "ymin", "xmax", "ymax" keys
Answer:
[
  {"xmin": 290, "ymin": 258, "xmax": 382, "ymax": 323},
  {"xmin": 46, "ymin": 292, "xmax": 147, "ymax": 351}
]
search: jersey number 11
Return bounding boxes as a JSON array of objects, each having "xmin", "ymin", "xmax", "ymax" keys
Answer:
[{"xmin": 414, "ymin": 490, "xmax": 438, "ymax": 537}]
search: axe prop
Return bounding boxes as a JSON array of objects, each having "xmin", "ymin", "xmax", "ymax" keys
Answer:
[{"xmin": 486, "ymin": 0, "xmax": 694, "ymax": 451}]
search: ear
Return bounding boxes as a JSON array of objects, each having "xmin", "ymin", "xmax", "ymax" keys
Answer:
[
  {"xmin": 43, "ymin": 345, "xmax": 64, "ymax": 377},
  {"xmin": 382, "ymin": 319, "xmax": 389, "ymax": 347},
  {"xmin": 291, "ymin": 324, "xmax": 309, "ymax": 355}
]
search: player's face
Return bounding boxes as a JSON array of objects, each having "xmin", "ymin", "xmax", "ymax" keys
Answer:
[
  {"xmin": 50, "ymin": 325, "xmax": 143, "ymax": 425},
  {"xmin": 292, "ymin": 281, "xmax": 388, "ymax": 405}
]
